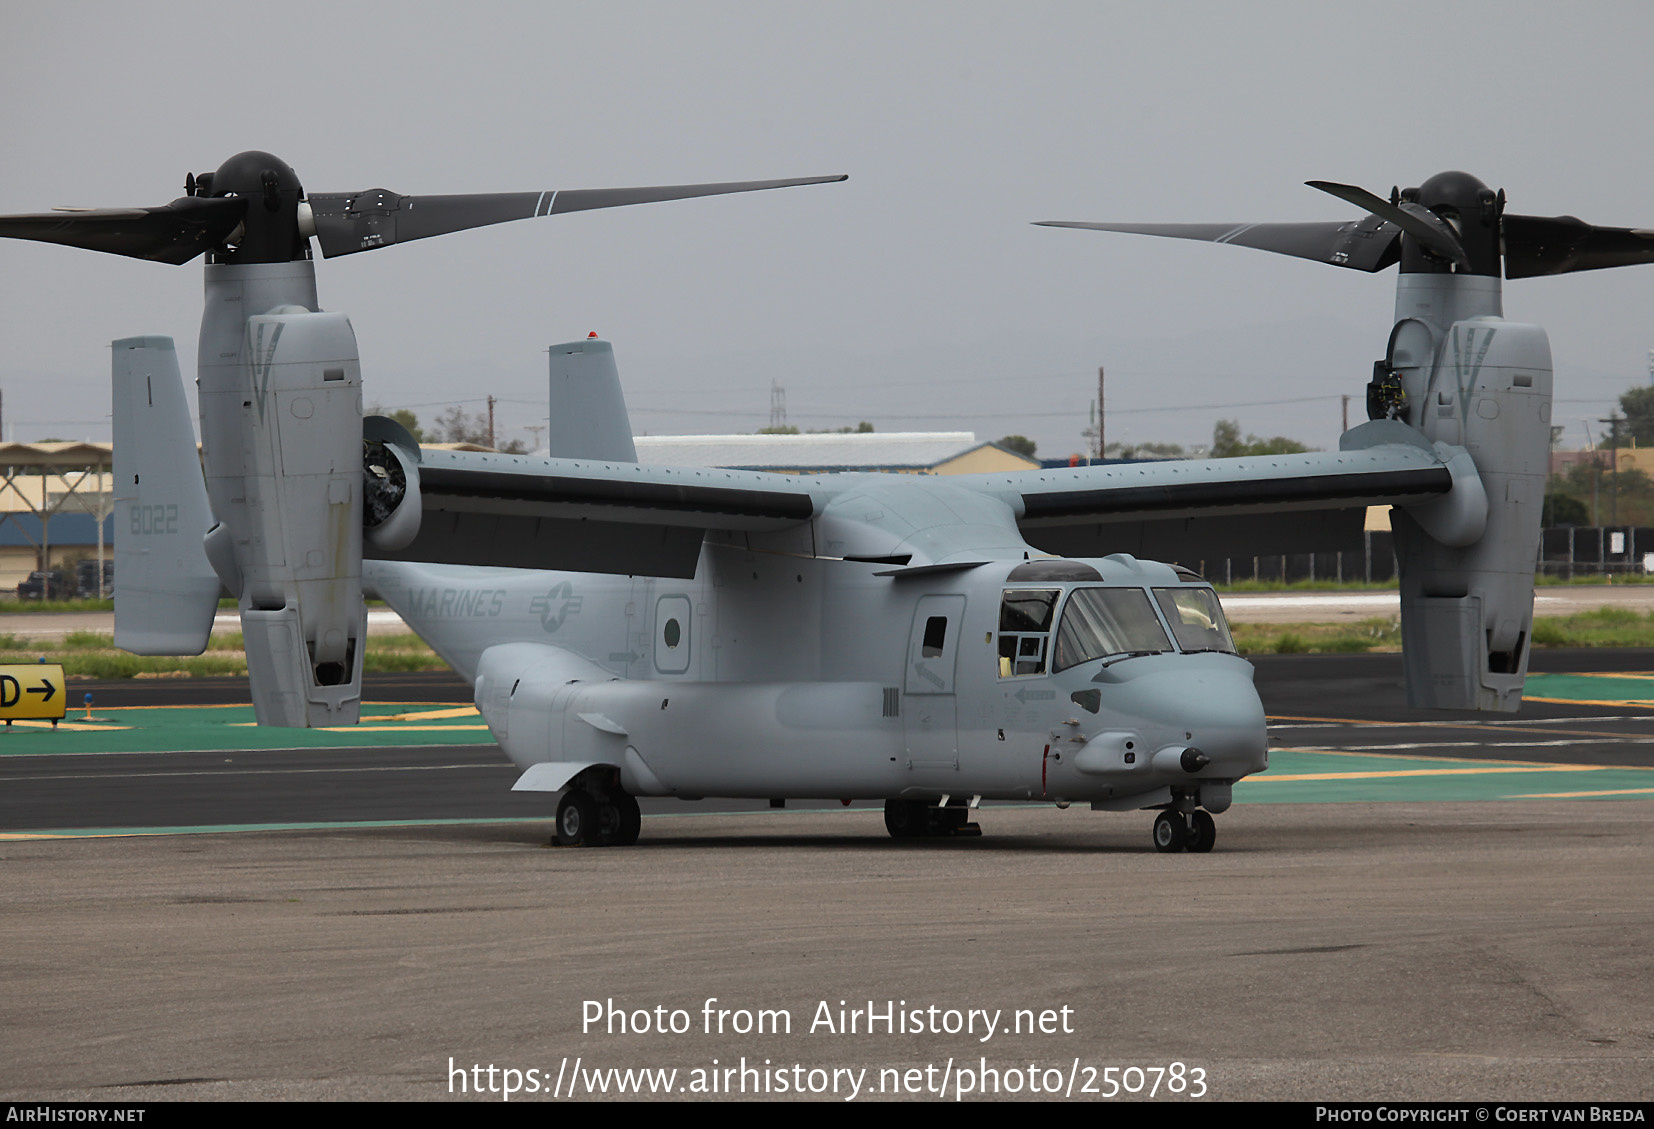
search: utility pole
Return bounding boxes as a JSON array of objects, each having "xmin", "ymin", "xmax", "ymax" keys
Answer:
[
  {"xmin": 1080, "ymin": 366, "xmax": 1105, "ymax": 461},
  {"xmin": 1599, "ymin": 411, "xmax": 1624, "ymax": 528},
  {"xmin": 1341, "ymin": 394, "xmax": 1350, "ymax": 433},
  {"xmin": 770, "ymin": 380, "xmax": 787, "ymax": 430},
  {"xmin": 524, "ymin": 422, "xmax": 547, "ymax": 452},
  {"xmin": 486, "ymin": 395, "xmax": 496, "ymax": 449},
  {"xmin": 1097, "ymin": 366, "xmax": 1105, "ymax": 459}
]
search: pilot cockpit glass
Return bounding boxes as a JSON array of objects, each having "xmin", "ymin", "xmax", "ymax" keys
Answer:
[
  {"xmin": 998, "ymin": 587, "xmax": 1059, "ymax": 677},
  {"xmin": 1152, "ymin": 587, "xmax": 1237, "ymax": 654},
  {"xmin": 1052, "ymin": 587, "xmax": 1172, "ymax": 671}
]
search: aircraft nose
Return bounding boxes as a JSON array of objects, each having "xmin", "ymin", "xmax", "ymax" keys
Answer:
[{"xmin": 1103, "ymin": 663, "xmax": 1267, "ymax": 774}]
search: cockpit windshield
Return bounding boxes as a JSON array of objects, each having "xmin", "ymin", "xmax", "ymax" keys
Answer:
[
  {"xmin": 1152, "ymin": 587, "xmax": 1237, "ymax": 654},
  {"xmin": 1052, "ymin": 587, "xmax": 1173, "ymax": 670}
]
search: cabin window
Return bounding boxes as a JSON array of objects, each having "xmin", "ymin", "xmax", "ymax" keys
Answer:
[
  {"xmin": 998, "ymin": 588, "xmax": 1058, "ymax": 677},
  {"xmin": 922, "ymin": 616, "xmax": 949, "ymax": 658},
  {"xmin": 1052, "ymin": 587, "xmax": 1172, "ymax": 670},
  {"xmin": 1152, "ymin": 587, "xmax": 1237, "ymax": 654}
]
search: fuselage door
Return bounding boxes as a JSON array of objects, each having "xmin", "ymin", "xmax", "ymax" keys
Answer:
[
  {"xmin": 903, "ymin": 593, "xmax": 965, "ymax": 773},
  {"xmin": 905, "ymin": 593, "xmax": 965, "ymax": 695}
]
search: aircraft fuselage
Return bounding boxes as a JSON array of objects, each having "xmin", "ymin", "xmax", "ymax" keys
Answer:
[{"xmin": 367, "ymin": 546, "xmax": 1266, "ymax": 812}]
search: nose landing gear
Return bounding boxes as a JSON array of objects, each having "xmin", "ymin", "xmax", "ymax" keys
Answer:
[{"xmin": 1152, "ymin": 809, "xmax": 1216, "ymax": 853}]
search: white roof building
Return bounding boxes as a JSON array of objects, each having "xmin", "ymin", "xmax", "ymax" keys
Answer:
[{"xmin": 631, "ymin": 432, "xmax": 1037, "ymax": 475}]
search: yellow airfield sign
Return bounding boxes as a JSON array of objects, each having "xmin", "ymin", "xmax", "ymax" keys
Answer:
[{"xmin": 0, "ymin": 664, "xmax": 66, "ymax": 721}]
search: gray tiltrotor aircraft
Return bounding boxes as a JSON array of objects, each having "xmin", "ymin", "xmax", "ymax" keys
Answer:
[{"xmin": 3, "ymin": 161, "xmax": 1647, "ymax": 851}]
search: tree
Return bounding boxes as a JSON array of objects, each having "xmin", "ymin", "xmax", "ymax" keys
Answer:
[
  {"xmin": 434, "ymin": 405, "xmax": 491, "ymax": 445},
  {"xmin": 1209, "ymin": 419, "xmax": 1312, "ymax": 458},
  {"xmin": 1104, "ymin": 440, "xmax": 1186, "ymax": 459},
  {"xmin": 1620, "ymin": 386, "xmax": 1654, "ymax": 446},
  {"xmin": 366, "ymin": 405, "xmax": 425, "ymax": 443},
  {"xmin": 1542, "ymin": 492, "xmax": 1589, "ymax": 526},
  {"xmin": 387, "ymin": 408, "xmax": 424, "ymax": 443},
  {"xmin": 997, "ymin": 435, "xmax": 1037, "ymax": 458}
]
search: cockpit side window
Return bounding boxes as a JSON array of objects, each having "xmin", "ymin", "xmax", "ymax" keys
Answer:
[
  {"xmin": 998, "ymin": 587, "xmax": 1058, "ymax": 677},
  {"xmin": 1152, "ymin": 587, "xmax": 1237, "ymax": 654},
  {"xmin": 1053, "ymin": 587, "xmax": 1173, "ymax": 670}
]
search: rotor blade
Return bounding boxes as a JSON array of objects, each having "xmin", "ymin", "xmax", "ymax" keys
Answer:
[
  {"xmin": 1304, "ymin": 181, "xmax": 1471, "ymax": 271},
  {"xmin": 306, "ymin": 175, "xmax": 848, "ymax": 259},
  {"xmin": 1502, "ymin": 214, "xmax": 1654, "ymax": 278},
  {"xmin": 0, "ymin": 196, "xmax": 247, "ymax": 265},
  {"xmin": 1034, "ymin": 217, "xmax": 1402, "ymax": 272}
]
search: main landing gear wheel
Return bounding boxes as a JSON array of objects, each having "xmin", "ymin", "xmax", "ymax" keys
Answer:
[
  {"xmin": 556, "ymin": 789, "xmax": 598, "ymax": 846},
  {"xmin": 884, "ymin": 799, "xmax": 927, "ymax": 839},
  {"xmin": 556, "ymin": 788, "xmax": 642, "ymax": 847},
  {"xmin": 1152, "ymin": 811, "xmax": 1187, "ymax": 853},
  {"xmin": 1186, "ymin": 810, "xmax": 1217, "ymax": 853},
  {"xmin": 598, "ymin": 792, "xmax": 642, "ymax": 847},
  {"xmin": 884, "ymin": 799, "xmax": 981, "ymax": 839}
]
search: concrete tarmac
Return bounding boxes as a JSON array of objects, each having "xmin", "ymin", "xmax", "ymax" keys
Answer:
[
  {"xmin": 2, "ymin": 801, "xmax": 1650, "ymax": 1102},
  {"xmin": 3, "ymin": 656, "xmax": 1652, "ymax": 1103}
]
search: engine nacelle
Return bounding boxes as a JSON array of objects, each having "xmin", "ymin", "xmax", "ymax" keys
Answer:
[
  {"xmin": 1370, "ymin": 315, "xmax": 1553, "ymax": 711},
  {"xmin": 363, "ymin": 416, "xmax": 422, "ymax": 553},
  {"xmin": 199, "ymin": 273, "xmax": 366, "ymax": 726}
]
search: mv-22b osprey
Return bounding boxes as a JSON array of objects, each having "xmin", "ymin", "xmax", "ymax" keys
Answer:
[{"xmin": 4, "ymin": 156, "xmax": 1650, "ymax": 852}]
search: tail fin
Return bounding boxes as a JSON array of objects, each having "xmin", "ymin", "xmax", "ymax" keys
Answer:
[
  {"xmin": 111, "ymin": 336, "xmax": 221, "ymax": 654},
  {"xmin": 545, "ymin": 337, "xmax": 637, "ymax": 460}
]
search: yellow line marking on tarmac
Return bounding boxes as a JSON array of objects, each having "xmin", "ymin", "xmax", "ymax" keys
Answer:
[
  {"xmin": 1524, "ymin": 696, "xmax": 1654, "ymax": 711},
  {"xmin": 2, "ymin": 720, "xmax": 132, "ymax": 731},
  {"xmin": 371, "ymin": 706, "xmax": 480, "ymax": 721},
  {"xmin": 315, "ymin": 725, "xmax": 491, "ymax": 732},
  {"xmin": 1270, "ymin": 714, "xmax": 1653, "ymax": 741},
  {"xmin": 1556, "ymin": 671, "xmax": 1654, "ymax": 681},
  {"xmin": 107, "ymin": 701, "xmax": 472, "ymax": 712},
  {"xmin": 1273, "ymin": 746, "xmax": 1654, "ymax": 771},
  {"xmin": 1511, "ymin": 788, "xmax": 1654, "ymax": 798},
  {"xmin": 1254, "ymin": 764, "xmax": 1605, "ymax": 782}
]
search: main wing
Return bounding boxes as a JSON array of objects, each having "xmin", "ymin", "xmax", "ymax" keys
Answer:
[
  {"xmin": 962, "ymin": 422, "xmax": 1475, "ymax": 562},
  {"xmin": 364, "ymin": 442, "xmax": 820, "ymax": 578}
]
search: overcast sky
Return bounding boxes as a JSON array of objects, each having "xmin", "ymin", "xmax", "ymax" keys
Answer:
[{"xmin": 4, "ymin": 1, "xmax": 1653, "ymax": 459}]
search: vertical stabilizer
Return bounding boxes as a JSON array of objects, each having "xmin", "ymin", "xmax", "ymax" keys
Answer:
[
  {"xmin": 545, "ymin": 337, "xmax": 637, "ymax": 460},
  {"xmin": 112, "ymin": 336, "xmax": 221, "ymax": 655}
]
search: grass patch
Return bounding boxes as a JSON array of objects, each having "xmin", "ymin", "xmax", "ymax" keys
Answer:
[
  {"xmin": 0, "ymin": 598, "xmax": 115, "ymax": 613},
  {"xmin": 1212, "ymin": 578, "xmax": 1398, "ymax": 593},
  {"xmin": 1534, "ymin": 573, "xmax": 1654, "ymax": 586},
  {"xmin": 1230, "ymin": 617, "xmax": 1401, "ymax": 656},
  {"xmin": 1528, "ymin": 607, "xmax": 1654, "ymax": 647},
  {"xmin": 1235, "ymin": 606, "xmax": 1654, "ymax": 653},
  {"xmin": 0, "ymin": 630, "xmax": 448, "ymax": 679}
]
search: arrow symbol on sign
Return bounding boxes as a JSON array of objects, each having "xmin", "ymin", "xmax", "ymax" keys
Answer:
[{"xmin": 29, "ymin": 681, "xmax": 55, "ymax": 702}]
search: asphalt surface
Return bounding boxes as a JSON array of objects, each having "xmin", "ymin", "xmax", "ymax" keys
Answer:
[
  {"xmin": 2, "ymin": 655, "xmax": 1650, "ymax": 1103},
  {"xmin": 4, "ymin": 654, "xmax": 1652, "ymax": 833}
]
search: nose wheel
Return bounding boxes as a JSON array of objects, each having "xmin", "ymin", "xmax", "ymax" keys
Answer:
[{"xmin": 1153, "ymin": 810, "xmax": 1216, "ymax": 853}]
